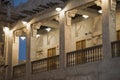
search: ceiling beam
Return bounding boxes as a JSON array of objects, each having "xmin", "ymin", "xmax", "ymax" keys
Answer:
[
  {"xmin": 42, "ymin": 20, "xmax": 59, "ymax": 28},
  {"xmin": 77, "ymin": 8, "xmax": 99, "ymax": 17}
]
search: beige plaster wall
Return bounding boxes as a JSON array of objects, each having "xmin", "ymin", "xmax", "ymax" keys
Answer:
[
  {"xmin": 31, "ymin": 29, "xmax": 59, "ymax": 61},
  {"xmin": 12, "ymin": 11, "xmax": 120, "ymax": 63},
  {"xmin": 70, "ymin": 11, "xmax": 120, "ymax": 52},
  {"xmin": 12, "ymin": 37, "xmax": 19, "ymax": 66},
  {"xmin": 116, "ymin": 11, "xmax": 120, "ymax": 31},
  {"xmin": 70, "ymin": 15, "xmax": 102, "ymax": 51}
]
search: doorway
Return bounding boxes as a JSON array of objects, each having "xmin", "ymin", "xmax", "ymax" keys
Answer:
[{"xmin": 18, "ymin": 37, "xmax": 26, "ymax": 64}]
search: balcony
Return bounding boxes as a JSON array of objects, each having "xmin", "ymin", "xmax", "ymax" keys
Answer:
[
  {"xmin": 13, "ymin": 63, "xmax": 26, "ymax": 78},
  {"xmin": 31, "ymin": 55, "xmax": 59, "ymax": 73},
  {"xmin": 112, "ymin": 40, "xmax": 120, "ymax": 57},
  {"xmin": 13, "ymin": 40, "xmax": 120, "ymax": 78},
  {"xmin": 67, "ymin": 45, "xmax": 103, "ymax": 67}
]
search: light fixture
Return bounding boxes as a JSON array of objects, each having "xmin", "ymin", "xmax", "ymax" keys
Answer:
[
  {"xmin": 56, "ymin": 7, "xmax": 62, "ymax": 12},
  {"xmin": 3, "ymin": 27, "xmax": 9, "ymax": 33},
  {"xmin": 22, "ymin": 21, "xmax": 28, "ymax": 26},
  {"xmin": 46, "ymin": 28, "xmax": 51, "ymax": 32},
  {"xmin": 82, "ymin": 15, "xmax": 89, "ymax": 19},
  {"xmin": 20, "ymin": 36, "xmax": 26, "ymax": 40},
  {"xmin": 98, "ymin": 10, "xmax": 102, "ymax": 14},
  {"xmin": 36, "ymin": 34, "xmax": 40, "ymax": 38}
]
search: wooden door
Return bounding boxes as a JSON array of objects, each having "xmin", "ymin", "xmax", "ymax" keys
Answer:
[
  {"xmin": 117, "ymin": 30, "xmax": 120, "ymax": 40},
  {"xmin": 47, "ymin": 47, "xmax": 56, "ymax": 70},
  {"xmin": 76, "ymin": 40, "xmax": 86, "ymax": 50},
  {"xmin": 76, "ymin": 40, "xmax": 86, "ymax": 64}
]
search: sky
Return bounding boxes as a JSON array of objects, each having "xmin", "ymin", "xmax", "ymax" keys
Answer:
[
  {"xmin": 19, "ymin": 37, "xmax": 26, "ymax": 62},
  {"xmin": 13, "ymin": 0, "xmax": 28, "ymax": 7}
]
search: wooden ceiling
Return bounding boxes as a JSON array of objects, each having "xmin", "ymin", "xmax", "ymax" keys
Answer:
[{"xmin": 0, "ymin": 0, "xmax": 68, "ymax": 23}]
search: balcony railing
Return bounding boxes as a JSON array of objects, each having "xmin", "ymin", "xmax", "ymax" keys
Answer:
[
  {"xmin": 0, "ymin": 67, "xmax": 5, "ymax": 80},
  {"xmin": 0, "ymin": 56, "xmax": 5, "ymax": 66},
  {"xmin": 12, "ymin": 41, "xmax": 120, "ymax": 78},
  {"xmin": 31, "ymin": 55, "xmax": 59, "ymax": 73},
  {"xmin": 67, "ymin": 45, "xmax": 103, "ymax": 67},
  {"xmin": 13, "ymin": 63, "xmax": 26, "ymax": 78},
  {"xmin": 112, "ymin": 40, "xmax": 120, "ymax": 57}
]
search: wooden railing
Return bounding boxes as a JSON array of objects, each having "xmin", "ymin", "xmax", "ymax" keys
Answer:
[
  {"xmin": 13, "ymin": 63, "xmax": 26, "ymax": 78},
  {"xmin": 112, "ymin": 40, "xmax": 120, "ymax": 57},
  {"xmin": 31, "ymin": 55, "xmax": 59, "ymax": 73},
  {"xmin": 67, "ymin": 45, "xmax": 103, "ymax": 67},
  {"xmin": 0, "ymin": 67, "xmax": 5, "ymax": 80},
  {"xmin": 0, "ymin": 56, "xmax": 5, "ymax": 66},
  {"xmin": 12, "ymin": 41, "xmax": 120, "ymax": 77}
]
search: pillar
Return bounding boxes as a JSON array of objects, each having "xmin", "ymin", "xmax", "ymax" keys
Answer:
[
  {"xmin": 59, "ymin": 9, "xmax": 77, "ymax": 69},
  {"xmin": 59, "ymin": 10, "xmax": 66, "ymax": 69},
  {"xmin": 26, "ymin": 24, "xmax": 31, "ymax": 80},
  {"xmin": 5, "ymin": 31, "xmax": 13, "ymax": 80},
  {"xmin": 102, "ymin": 0, "xmax": 116, "ymax": 59},
  {"xmin": 101, "ymin": 0, "xmax": 117, "ymax": 80}
]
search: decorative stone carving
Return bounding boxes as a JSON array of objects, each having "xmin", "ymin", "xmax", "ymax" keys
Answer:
[
  {"xmin": 35, "ymin": 50, "xmax": 43, "ymax": 59},
  {"xmin": 15, "ymin": 28, "xmax": 26, "ymax": 37},
  {"xmin": 110, "ymin": 0, "xmax": 116, "ymax": 28},
  {"xmin": 66, "ymin": 9, "xmax": 78, "ymax": 26},
  {"xmin": 47, "ymin": 34, "xmax": 53, "ymax": 45},
  {"xmin": 32, "ymin": 22, "xmax": 42, "ymax": 37},
  {"xmin": 92, "ymin": 16, "xmax": 101, "ymax": 33},
  {"xmin": 92, "ymin": 35, "xmax": 102, "ymax": 45},
  {"xmin": 110, "ymin": 0, "xmax": 116, "ymax": 11},
  {"xmin": 32, "ymin": 22, "xmax": 42, "ymax": 30},
  {"xmin": 94, "ymin": 0, "xmax": 102, "ymax": 7}
]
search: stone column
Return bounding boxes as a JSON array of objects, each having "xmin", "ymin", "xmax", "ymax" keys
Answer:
[
  {"xmin": 65, "ymin": 9, "xmax": 77, "ymax": 53},
  {"xmin": 59, "ymin": 9, "xmax": 77, "ymax": 69},
  {"xmin": 101, "ymin": 0, "xmax": 117, "ymax": 80},
  {"xmin": 26, "ymin": 24, "xmax": 31, "ymax": 80},
  {"xmin": 59, "ymin": 11, "xmax": 66, "ymax": 69},
  {"xmin": 59, "ymin": 9, "xmax": 78, "ymax": 80},
  {"xmin": 102, "ymin": 0, "xmax": 116, "ymax": 59},
  {"xmin": 5, "ymin": 31, "xmax": 13, "ymax": 80}
]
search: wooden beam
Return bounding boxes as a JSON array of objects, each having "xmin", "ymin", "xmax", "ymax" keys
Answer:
[
  {"xmin": 29, "ymin": 0, "xmax": 94, "ymax": 24},
  {"xmin": 77, "ymin": 8, "xmax": 99, "ymax": 17}
]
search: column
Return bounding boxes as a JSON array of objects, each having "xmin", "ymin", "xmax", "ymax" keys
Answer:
[
  {"xmin": 101, "ymin": 0, "xmax": 117, "ymax": 80},
  {"xmin": 59, "ymin": 11, "xmax": 66, "ymax": 69},
  {"xmin": 26, "ymin": 24, "xmax": 31, "ymax": 80},
  {"xmin": 5, "ymin": 31, "xmax": 13, "ymax": 80},
  {"xmin": 59, "ymin": 9, "xmax": 77, "ymax": 69},
  {"xmin": 102, "ymin": 0, "xmax": 116, "ymax": 59}
]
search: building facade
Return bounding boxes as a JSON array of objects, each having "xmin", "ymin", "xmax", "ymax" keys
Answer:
[{"xmin": 1, "ymin": 0, "xmax": 120, "ymax": 80}]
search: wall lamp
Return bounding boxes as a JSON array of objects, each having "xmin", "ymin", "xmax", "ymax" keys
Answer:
[
  {"xmin": 36, "ymin": 34, "xmax": 40, "ymax": 38},
  {"xmin": 56, "ymin": 7, "xmax": 62, "ymax": 12},
  {"xmin": 46, "ymin": 28, "xmax": 51, "ymax": 32},
  {"xmin": 22, "ymin": 21, "xmax": 28, "ymax": 26},
  {"xmin": 3, "ymin": 27, "xmax": 9, "ymax": 33},
  {"xmin": 20, "ymin": 36, "xmax": 26, "ymax": 40},
  {"xmin": 98, "ymin": 10, "xmax": 102, "ymax": 14},
  {"xmin": 82, "ymin": 15, "xmax": 89, "ymax": 19}
]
